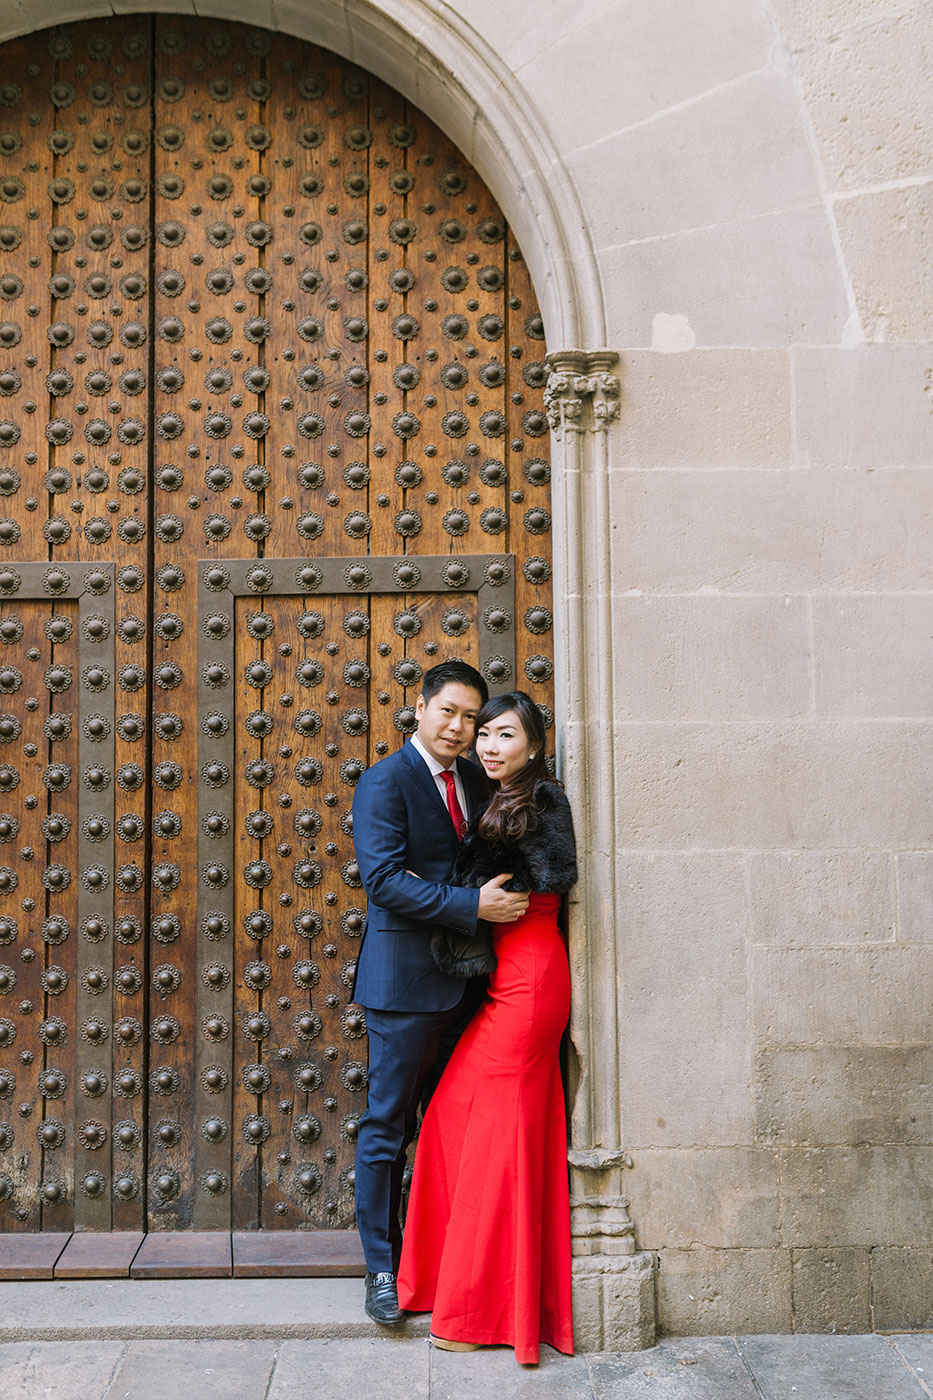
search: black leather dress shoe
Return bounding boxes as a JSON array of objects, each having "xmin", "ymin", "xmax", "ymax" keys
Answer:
[{"xmin": 365, "ymin": 1270, "xmax": 404, "ymax": 1325}]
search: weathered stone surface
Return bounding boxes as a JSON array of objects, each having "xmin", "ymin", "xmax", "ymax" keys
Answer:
[
  {"xmin": 780, "ymin": 1147, "xmax": 933, "ymax": 1247},
  {"xmin": 573, "ymin": 70, "xmax": 822, "ymax": 247},
  {"xmin": 429, "ymin": 1340, "xmax": 592, "ymax": 1396},
  {"xmin": 586, "ymin": 1337, "xmax": 760, "ymax": 1400},
  {"xmin": 737, "ymin": 1333, "xmax": 925, "ymax": 1400},
  {"xmin": 519, "ymin": 0, "xmax": 774, "ymax": 157},
  {"xmin": 615, "ymin": 722, "xmax": 933, "ymax": 848},
  {"xmin": 611, "ymin": 468, "xmax": 933, "ymax": 593},
  {"xmin": 106, "ymin": 1340, "xmax": 279, "ymax": 1398},
  {"xmin": 813, "ymin": 596, "xmax": 933, "ymax": 718},
  {"xmin": 656, "ymin": 1247, "xmax": 793, "ymax": 1334},
  {"xmin": 268, "ymin": 1339, "xmax": 428, "ymax": 1400},
  {"xmin": 614, "ymin": 350, "xmax": 791, "ymax": 467},
  {"xmin": 616, "ymin": 853, "xmax": 753, "ymax": 1148},
  {"xmin": 612, "ymin": 596, "xmax": 808, "ymax": 721},
  {"xmin": 753, "ymin": 1046, "xmax": 933, "ymax": 1145},
  {"xmin": 625, "ymin": 1149, "xmax": 780, "ymax": 1248},
  {"xmin": 890, "ymin": 1327, "xmax": 933, "ymax": 1376},
  {"xmin": 767, "ymin": 0, "xmax": 918, "ymax": 49},
  {"xmin": 793, "ymin": 348, "xmax": 933, "ymax": 469},
  {"xmin": 752, "ymin": 947, "xmax": 933, "ymax": 1044},
  {"xmin": 796, "ymin": 8, "xmax": 933, "ymax": 189},
  {"xmin": 790, "ymin": 1247, "xmax": 872, "ymax": 1332},
  {"xmin": 0, "ymin": 1341, "xmax": 125, "ymax": 1400},
  {"xmin": 747, "ymin": 851, "xmax": 894, "ymax": 945},
  {"xmin": 571, "ymin": 1253, "xmax": 657, "ymax": 1352},
  {"xmin": 603, "ymin": 206, "xmax": 848, "ymax": 348},
  {"xmin": 835, "ymin": 184, "xmax": 933, "ymax": 342},
  {"xmin": 896, "ymin": 853, "xmax": 933, "ymax": 942}
]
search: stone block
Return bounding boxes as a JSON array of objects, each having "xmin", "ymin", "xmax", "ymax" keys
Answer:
[
  {"xmin": 603, "ymin": 206, "xmax": 848, "ymax": 349},
  {"xmin": 747, "ymin": 851, "xmax": 894, "ymax": 945},
  {"xmin": 272, "ymin": 0, "xmax": 354, "ymax": 62},
  {"xmin": 573, "ymin": 70, "xmax": 822, "ymax": 247},
  {"xmin": 813, "ymin": 596, "xmax": 933, "ymax": 719},
  {"xmin": 586, "ymin": 1337, "xmax": 761, "ymax": 1400},
  {"xmin": 189, "ymin": 0, "xmax": 274, "ymax": 24},
  {"xmin": 518, "ymin": 0, "xmax": 773, "ymax": 158},
  {"xmin": 445, "ymin": 0, "xmax": 618, "ymax": 71},
  {"xmin": 780, "ymin": 1146, "xmax": 933, "ymax": 1247},
  {"xmin": 897, "ymin": 853, "xmax": 933, "ymax": 942},
  {"xmin": 834, "ymin": 184, "xmax": 933, "ymax": 342},
  {"xmin": 615, "ymin": 721, "xmax": 933, "ymax": 848},
  {"xmin": 268, "ymin": 1338, "xmax": 428, "ymax": 1400},
  {"xmin": 752, "ymin": 946, "xmax": 933, "ymax": 1044},
  {"xmin": 873, "ymin": 1251, "xmax": 933, "ymax": 1331},
  {"xmin": 571, "ymin": 1252, "xmax": 656, "ymax": 1352},
  {"xmin": 656, "ymin": 1247, "xmax": 793, "ymax": 1334},
  {"xmin": 790, "ymin": 1247, "xmax": 871, "ymax": 1332},
  {"xmin": 889, "ymin": 1327, "xmax": 933, "ymax": 1376},
  {"xmin": 737, "ymin": 1334, "xmax": 920, "ymax": 1399},
  {"xmin": 753, "ymin": 1046, "xmax": 933, "ymax": 1145},
  {"xmin": 616, "ymin": 853, "xmax": 753, "ymax": 1148},
  {"xmin": 0, "ymin": 1340, "xmax": 125, "ymax": 1400},
  {"xmin": 614, "ymin": 350, "xmax": 791, "ymax": 467},
  {"xmin": 625, "ymin": 1149, "xmax": 780, "ymax": 1248},
  {"xmin": 768, "ymin": 0, "xmax": 906, "ymax": 49},
  {"xmin": 793, "ymin": 348, "xmax": 933, "ymax": 470},
  {"xmin": 107, "ymin": 1340, "xmax": 279, "ymax": 1398},
  {"xmin": 610, "ymin": 468, "xmax": 933, "ymax": 593},
  {"xmin": 612, "ymin": 596, "xmax": 809, "ymax": 721},
  {"xmin": 796, "ymin": 9, "xmax": 933, "ymax": 190}
]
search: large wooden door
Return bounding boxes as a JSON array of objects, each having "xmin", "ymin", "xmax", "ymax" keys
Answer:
[{"xmin": 0, "ymin": 15, "xmax": 554, "ymax": 1249}]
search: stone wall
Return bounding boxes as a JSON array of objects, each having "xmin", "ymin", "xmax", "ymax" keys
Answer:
[
  {"xmin": 523, "ymin": 0, "xmax": 932, "ymax": 1334},
  {"xmin": 0, "ymin": 0, "xmax": 928, "ymax": 1338}
]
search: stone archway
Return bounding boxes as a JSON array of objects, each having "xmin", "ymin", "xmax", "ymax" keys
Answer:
[{"xmin": 0, "ymin": 2, "xmax": 653, "ymax": 1349}]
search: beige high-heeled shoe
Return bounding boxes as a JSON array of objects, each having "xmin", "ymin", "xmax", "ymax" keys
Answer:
[{"xmin": 429, "ymin": 1334, "xmax": 482, "ymax": 1352}]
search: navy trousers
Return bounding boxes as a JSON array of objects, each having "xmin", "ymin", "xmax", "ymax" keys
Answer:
[{"xmin": 355, "ymin": 985, "xmax": 481, "ymax": 1275}]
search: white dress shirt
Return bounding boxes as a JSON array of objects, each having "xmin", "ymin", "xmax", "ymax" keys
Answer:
[{"xmin": 410, "ymin": 732, "xmax": 470, "ymax": 822}]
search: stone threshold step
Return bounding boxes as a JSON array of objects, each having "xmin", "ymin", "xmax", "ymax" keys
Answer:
[{"xmin": 0, "ymin": 1277, "xmax": 429, "ymax": 1343}]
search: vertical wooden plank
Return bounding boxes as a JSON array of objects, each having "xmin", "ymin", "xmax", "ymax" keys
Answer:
[
  {"xmin": 505, "ymin": 243, "xmax": 554, "ymax": 724},
  {"xmin": 150, "ymin": 13, "xmax": 265, "ymax": 1230}
]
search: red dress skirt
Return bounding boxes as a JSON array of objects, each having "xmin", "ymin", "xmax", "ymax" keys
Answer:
[{"xmin": 397, "ymin": 892, "xmax": 573, "ymax": 1365}]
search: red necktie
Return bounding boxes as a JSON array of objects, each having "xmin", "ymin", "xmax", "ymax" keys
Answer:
[{"xmin": 440, "ymin": 769, "xmax": 466, "ymax": 840}]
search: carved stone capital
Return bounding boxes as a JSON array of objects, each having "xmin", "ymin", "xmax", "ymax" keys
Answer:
[{"xmin": 544, "ymin": 349, "xmax": 620, "ymax": 438}]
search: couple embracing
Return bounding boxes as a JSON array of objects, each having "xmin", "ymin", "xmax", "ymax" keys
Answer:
[{"xmin": 351, "ymin": 659, "xmax": 577, "ymax": 1366}]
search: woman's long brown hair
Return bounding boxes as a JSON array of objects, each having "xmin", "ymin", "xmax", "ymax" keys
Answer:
[{"xmin": 474, "ymin": 691, "xmax": 552, "ymax": 843}]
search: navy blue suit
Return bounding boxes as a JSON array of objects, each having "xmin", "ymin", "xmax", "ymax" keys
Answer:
[{"xmin": 351, "ymin": 738, "xmax": 488, "ymax": 1273}]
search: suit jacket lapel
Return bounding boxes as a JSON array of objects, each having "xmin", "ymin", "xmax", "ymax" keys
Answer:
[{"xmin": 402, "ymin": 738, "xmax": 455, "ymax": 831}]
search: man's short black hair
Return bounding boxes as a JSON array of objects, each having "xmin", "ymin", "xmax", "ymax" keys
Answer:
[{"xmin": 421, "ymin": 659, "xmax": 488, "ymax": 707}]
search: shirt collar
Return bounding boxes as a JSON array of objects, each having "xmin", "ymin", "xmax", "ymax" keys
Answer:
[{"xmin": 410, "ymin": 731, "xmax": 454, "ymax": 777}]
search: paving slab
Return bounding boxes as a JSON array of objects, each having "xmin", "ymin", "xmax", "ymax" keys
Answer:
[
  {"xmin": 0, "ymin": 1278, "xmax": 430, "ymax": 1341},
  {"xmin": 585, "ymin": 1338, "xmax": 759, "ymax": 1400},
  {"xmin": 268, "ymin": 1338, "xmax": 429, "ymax": 1399},
  {"xmin": 429, "ymin": 1343, "xmax": 592, "ymax": 1399},
  {"xmin": 103, "ymin": 1339, "xmax": 278, "ymax": 1400},
  {"xmin": 737, "ymin": 1334, "xmax": 927, "ymax": 1400},
  {"xmin": 0, "ymin": 1340, "xmax": 127, "ymax": 1400},
  {"xmin": 891, "ymin": 1335, "xmax": 933, "ymax": 1392}
]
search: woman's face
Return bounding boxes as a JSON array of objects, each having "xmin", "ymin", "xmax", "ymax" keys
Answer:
[{"xmin": 475, "ymin": 708, "xmax": 534, "ymax": 785}]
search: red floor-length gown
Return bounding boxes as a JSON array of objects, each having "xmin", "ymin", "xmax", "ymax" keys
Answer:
[{"xmin": 397, "ymin": 892, "xmax": 573, "ymax": 1365}]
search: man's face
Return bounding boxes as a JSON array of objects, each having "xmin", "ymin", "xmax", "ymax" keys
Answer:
[{"xmin": 414, "ymin": 682, "xmax": 484, "ymax": 766}]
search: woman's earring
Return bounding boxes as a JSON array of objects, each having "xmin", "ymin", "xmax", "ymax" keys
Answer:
[{"xmin": 529, "ymin": 752, "xmax": 537, "ymax": 760}]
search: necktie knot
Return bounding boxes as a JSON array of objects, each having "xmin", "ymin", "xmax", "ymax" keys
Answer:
[{"xmin": 440, "ymin": 769, "xmax": 466, "ymax": 840}]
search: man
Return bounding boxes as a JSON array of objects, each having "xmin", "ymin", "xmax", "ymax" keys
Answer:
[{"xmin": 351, "ymin": 659, "xmax": 529, "ymax": 1325}]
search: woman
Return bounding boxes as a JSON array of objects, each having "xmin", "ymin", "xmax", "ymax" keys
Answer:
[{"xmin": 397, "ymin": 691, "xmax": 577, "ymax": 1366}]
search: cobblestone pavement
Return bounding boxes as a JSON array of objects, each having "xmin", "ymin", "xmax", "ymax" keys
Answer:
[{"xmin": 0, "ymin": 1333, "xmax": 930, "ymax": 1399}]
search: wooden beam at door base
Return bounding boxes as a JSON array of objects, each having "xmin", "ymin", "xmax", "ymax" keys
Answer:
[
  {"xmin": 0, "ymin": 1234, "xmax": 71, "ymax": 1279},
  {"xmin": 54, "ymin": 1231, "xmax": 145, "ymax": 1279},
  {"xmin": 232, "ymin": 1230, "xmax": 366, "ymax": 1277},
  {"xmin": 129, "ymin": 1231, "xmax": 233, "ymax": 1279}
]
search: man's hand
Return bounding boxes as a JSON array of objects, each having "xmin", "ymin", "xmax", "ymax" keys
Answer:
[{"xmin": 478, "ymin": 872, "xmax": 530, "ymax": 923}]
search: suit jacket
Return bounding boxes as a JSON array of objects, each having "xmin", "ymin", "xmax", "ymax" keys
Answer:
[{"xmin": 350, "ymin": 738, "xmax": 489, "ymax": 1012}]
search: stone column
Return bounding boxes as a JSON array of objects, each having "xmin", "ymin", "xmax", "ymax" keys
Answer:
[{"xmin": 546, "ymin": 351, "xmax": 657, "ymax": 1350}]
